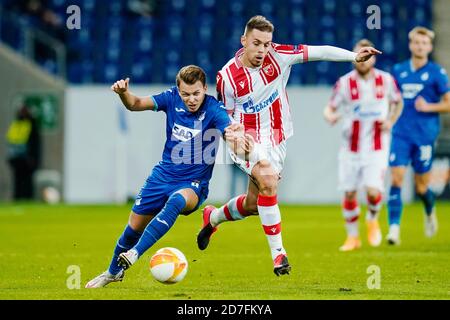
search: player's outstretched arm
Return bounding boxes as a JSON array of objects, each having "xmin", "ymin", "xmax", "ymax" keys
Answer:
[
  {"xmin": 307, "ymin": 45, "xmax": 381, "ymax": 63},
  {"xmin": 111, "ymin": 78, "xmax": 155, "ymax": 111}
]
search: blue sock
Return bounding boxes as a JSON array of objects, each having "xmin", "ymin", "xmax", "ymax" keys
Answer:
[
  {"xmin": 133, "ymin": 193, "xmax": 186, "ymax": 257},
  {"xmin": 388, "ymin": 186, "xmax": 403, "ymax": 226},
  {"xmin": 108, "ymin": 225, "xmax": 142, "ymax": 275},
  {"xmin": 418, "ymin": 189, "xmax": 435, "ymax": 216}
]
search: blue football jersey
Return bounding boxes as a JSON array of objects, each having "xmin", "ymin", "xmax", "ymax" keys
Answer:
[
  {"xmin": 150, "ymin": 86, "xmax": 230, "ymax": 182},
  {"xmin": 392, "ymin": 60, "xmax": 449, "ymax": 143}
]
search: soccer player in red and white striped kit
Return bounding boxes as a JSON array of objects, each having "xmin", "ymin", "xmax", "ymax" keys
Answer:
[
  {"xmin": 197, "ymin": 16, "xmax": 381, "ymax": 276},
  {"xmin": 323, "ymin": 39, "xmax": 403, "ymax": 252}
]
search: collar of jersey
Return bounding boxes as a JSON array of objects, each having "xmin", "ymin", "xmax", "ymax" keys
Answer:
[
  {"xmin": 409, "ymin": 59, "xmax": 429, "ymax": 73},
  {"xmin": 352, "ymin": 68, "xmax": 378, "ymax": 81}
]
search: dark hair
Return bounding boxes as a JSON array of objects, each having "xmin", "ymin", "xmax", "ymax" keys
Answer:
[
  {"xmin": 244, "ymin": 15, "xmax": 274, "ymax": 35},
  {"xmin": 176, "ymin": 65, "xmax": 206, "ymax": 87}
]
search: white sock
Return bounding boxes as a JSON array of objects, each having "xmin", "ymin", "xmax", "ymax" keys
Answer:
[
  {"xmin": 210, "ymin": 194, "xmax": 250, "ymax": 227},
  {"xmin": 343, "ymin": 198, "xmax": 360, "ymax": 237},
  {"xmin": 257, "ymin": 194, "xmax": 286, "ymax": 261}
]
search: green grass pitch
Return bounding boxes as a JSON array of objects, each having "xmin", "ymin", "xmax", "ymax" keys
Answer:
[{"xmin": 0, "ymin": 202, "xmax": 449, "ymax": 300}]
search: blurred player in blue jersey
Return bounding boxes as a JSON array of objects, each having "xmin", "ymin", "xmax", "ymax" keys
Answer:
[
  {"xmin": 387, "ymin": 27, "xmax": 450, "ymax": 245},
  {"xmin": 86, "ymin": 65, "xmax": 252, "ymax": 288}
]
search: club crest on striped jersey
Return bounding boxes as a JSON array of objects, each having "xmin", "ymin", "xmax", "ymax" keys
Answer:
[
  {"xmin": 263, "ymin": 63, "xmax": 274, "ymax": 77},
  {"xmin": 259, "ymin": 53, "xmax": 280, "ymax": 84}
]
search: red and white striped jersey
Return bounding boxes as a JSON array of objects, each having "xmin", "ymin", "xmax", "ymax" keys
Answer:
[
  {"xmin": 329, "ymin": 68, "xmax": 401, "ymax": 156},
  {"xmin": 217, "ymin": 43, "xmax": 309, "ymax": 147}
]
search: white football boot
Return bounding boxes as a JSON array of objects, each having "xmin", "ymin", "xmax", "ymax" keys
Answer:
[
  {"xmin": 386, "ymin": 224, "xmax": 401, "ymax": 245},
  {"xmin": 425, "ymin": 209, "xmax": 438, "ymax": 238},
  {"xmin": 85, "ymin": 270, "xmax": 124, "ymax": 288},
  {"xmin": 118, "ymin": 249, "xmax": 139, "ymax": 270}
]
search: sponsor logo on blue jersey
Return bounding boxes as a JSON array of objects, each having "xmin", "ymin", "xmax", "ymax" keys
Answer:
[
  {"xmin": 401, "ymin": 83, "xmax": 424, "ymax": 99},
  {"xmin": 172, "ymin": 123, "xmax": 201, "ymax": 142}
]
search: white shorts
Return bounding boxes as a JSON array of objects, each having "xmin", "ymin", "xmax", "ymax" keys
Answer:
[
  {"xmin": 229, "ymin": 141, "xmax": 287, "ymax": 176},
  {"xmin": 338, "ymin": 151, "xmax": 388, "ymax": 192}
]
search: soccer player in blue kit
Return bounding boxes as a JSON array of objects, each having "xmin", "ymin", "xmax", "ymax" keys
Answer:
[
  {"xmin": 86, "ymin": 65, "xmax": 252, "ymax": 288},
  {"xmin": 386, "ymin": 27, "xmax": 450, "ymax": 245}
]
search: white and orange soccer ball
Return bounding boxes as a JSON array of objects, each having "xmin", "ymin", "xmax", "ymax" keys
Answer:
[{"xmin": 149, "ymin": 247, "xmax": 188, "ymax": 284}]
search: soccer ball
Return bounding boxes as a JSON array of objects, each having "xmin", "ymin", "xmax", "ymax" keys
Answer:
[{"xmin": 149, "ymin": 247, "xmax": 188, "ymax": 284}]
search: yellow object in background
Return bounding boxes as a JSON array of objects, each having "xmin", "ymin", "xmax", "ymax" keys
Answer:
[{"xmin": 6, "ymin": 119, "xmax": 31, "ymax": 145}]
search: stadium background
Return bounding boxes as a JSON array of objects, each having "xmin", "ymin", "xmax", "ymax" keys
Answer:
[{"xmin": 0, "ymin": 0, "xmax": 449, "ymax": 204}]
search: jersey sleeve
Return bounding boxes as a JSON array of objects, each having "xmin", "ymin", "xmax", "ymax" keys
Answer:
[
  {"xmin": 435, "ymin": 66, "xmax": 450, "ymax": 96},
  {"xmin": 216, "ymin": 71, "xmax": 235, "ymax": 114},
  {"xmin": 329, "ymin": 78, "xmax": 345, "ymax": 109},
  {"xmin": 151, "ymin": 87, "xmax": 175, "ymax": 113},
  {"xmin": 387, "ymin": 74, "xmax": 402, "ymax": 103},
  {"xmin": 270, "ymin": 43, "xmax": 309, "ymax": 66},
  {"xmin": 213, "ymin": 102, "xmax": 231, "ymax": 135},
  {"xmin": 307, "ymin": 45, "xmax": 357, "ymax": 62}
]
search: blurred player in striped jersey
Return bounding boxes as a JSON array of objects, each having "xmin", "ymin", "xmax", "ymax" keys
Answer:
[
  {"xmin": 323, "ymin": 39, "xmax": 403, "ymax": 251},
  {"xmin": 387, "ymin": 27, "xmax": 450, "ymax": 245},
  {"xmin": 197, "ymin": 16, "xmax": 381, "ymax": 276}
]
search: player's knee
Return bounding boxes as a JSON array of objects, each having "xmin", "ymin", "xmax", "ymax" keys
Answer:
[
  {"xmin": 415, "ymin": 183, "xmax": 428, "ymax": 195},
  {"xmin": 344, "ymin": 191, "xmax": 357, "ymax": 202},
  {"xmin": 257, "ymin": 175, "xmax": 278, "ymax": 195},
  {"xmin": 253, "ymin": 160, "xmax": 278, "ymax": 195},
  {"xmin": 391, "ymin": 173, "xmax": 404, "ymax": 187},
  {"xmin": 367, "ymin": 191, "xmax": 381, "ymax": 203},
  {"xmin": 253, "ymin": 160, "xmax": 274, "ymax": 175}
]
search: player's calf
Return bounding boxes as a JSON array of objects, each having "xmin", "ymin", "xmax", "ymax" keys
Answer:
[{"xmin": 366, "ymin": 191, "xmax": 382, "ymax": 246}]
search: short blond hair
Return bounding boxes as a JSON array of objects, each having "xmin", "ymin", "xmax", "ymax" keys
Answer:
[
  {"xmin": 408, "ymin": 26, "xmax": 435, "ymax": 42},
  {"xmin": 176, "ymin": 65, "xmax": 206, "ymax": 87},
  {"xmin": 244, "ymin": 15, "xmax": 274, "ymax": 35}
]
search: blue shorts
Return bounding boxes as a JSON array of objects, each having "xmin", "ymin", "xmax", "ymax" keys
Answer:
[
  {"xmin": 132, "ymin": 171, "xmax": 209, "ymax": 216},
  {"xmin": 389, "ymin": 134, "xmax": 434, "ymax": 174}
]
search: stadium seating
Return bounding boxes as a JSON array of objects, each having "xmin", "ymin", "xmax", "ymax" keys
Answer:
[{"xmin": 0, "ymin": 0, "xmax": 433, "ymax": 84}]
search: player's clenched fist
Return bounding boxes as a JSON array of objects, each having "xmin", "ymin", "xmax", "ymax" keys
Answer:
[
  {"xmin": 111, "ymin": 78, "xmax": 130, "ymax": 94},
  {"xmin": 355, "ymin": 47, "xmax": 382, "ymax": 63},
  {"xmin": 225, "ymin": 123, "xmax": 255, "ymax": 161}
]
